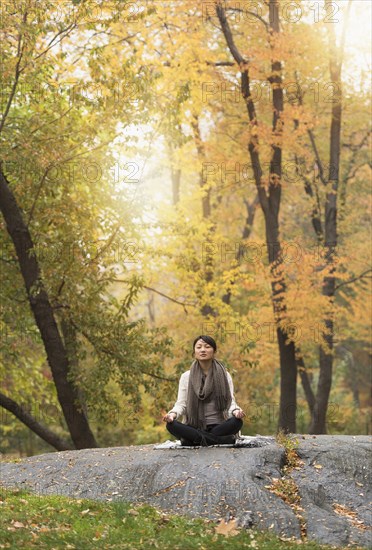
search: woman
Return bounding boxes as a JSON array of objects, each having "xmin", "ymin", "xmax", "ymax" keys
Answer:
[{"xmin": 163, "ymin": 335, "xmax": 245, "ymax": 446}]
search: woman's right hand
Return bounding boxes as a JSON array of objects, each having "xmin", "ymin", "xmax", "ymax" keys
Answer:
[{"xmin": 162, "ymin": 412, "xmax": 177, "ymax": 423}]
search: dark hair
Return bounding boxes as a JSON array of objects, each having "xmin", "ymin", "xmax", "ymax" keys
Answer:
[{"xmin": 192, "ymin": 335, "xmax": 217, "ymax": 352}]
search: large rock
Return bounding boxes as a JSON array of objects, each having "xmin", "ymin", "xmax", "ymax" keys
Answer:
[
  {"xmin": 0, "ymin": 435, "xmax": 371, "ymax": 548},
  {"xmin": 292, "ymin": 435, "xmax": 371, "ymax": 548}
]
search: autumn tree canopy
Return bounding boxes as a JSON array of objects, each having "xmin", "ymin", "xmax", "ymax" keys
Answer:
[{"xmin": 0, "ymin": 0, "xmax": 370, "ymax": 453}]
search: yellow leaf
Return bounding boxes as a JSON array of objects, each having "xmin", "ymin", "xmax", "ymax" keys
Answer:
[{"xmin": 215, "ymin": 518, "xmax": 240, "ymax": 537}]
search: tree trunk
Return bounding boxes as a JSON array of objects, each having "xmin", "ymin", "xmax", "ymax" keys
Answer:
[
  {"xmin": 336, "ymin": 346, "xmax": 360, "ymax": 407},
  {"xmin": 296, "ymin": 354, "xmax": 316, "ymax": 415},
  {"xmin": 0, "ymin": 391, "xmax": 73, "ymax": 451},
  {"xmin": 0, "ymin": 168, "xmax": 98, "ymax": 449},
  {"xmin": 222, "ymin": 194, "xmax": 259, "ymax": 305},
  {"xmin": 309, "ymin": 1, "xmax": 351, "ymax": 432},
  {"xmin": 216, "ymin": 1, "xmax": 297, "ymax": 431}
]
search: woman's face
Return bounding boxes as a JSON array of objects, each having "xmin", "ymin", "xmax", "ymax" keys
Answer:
[{"xmin": 194, "ymin": 339, "xmax": 215, "ymax": 361}]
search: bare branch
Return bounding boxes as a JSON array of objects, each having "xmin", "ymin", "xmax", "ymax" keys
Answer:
[
  {"xmin": 27, "ymin": 107, "xmax": 74, "ymax": 138},
  {"xmin": 143, "ymin": 285, "xmax": 196, "ymax": 312},
  {"xmin": 111, "ymin": 279, "xmax": 196, "ymax": 312},
  {"xmin": 27, "ymin": 167, "xmax": 52, "ymax": 227},
  {"xmin": 344, "ymin": 162, "xmax": 369, "ymax": 184},
  {"xmin": 0, "ymin": 14, "xmax": 26, "ymax": 134},
  {"xmin": 206, "ymin": 61, "xmax": 235, "ymax": 66},
  {"xmin": 227, "ymin": 8, "xmax": 268, "ymax": 29},
  {"xmin": 307, "ymin": 129, "xmax": 327, "ymax": 185},
  {"xmin": 28, "ymin": 24, "xmax": 77, "ymax": 67},
  {"xmin": 215, "ymin": 4, "xmax": 248, "ymax": 66},
  {"xmin": 215, "ymin": 2, "xmax": 267, "ymax": 213},
  {"xmin": 335, "ymin": 269, "xmax": 372, "ymax": 291},
  {"xmin": 343, "ymin": 129, "xmax": 371, "ymax": 152},
  {"xmin": 53, "ymin": 140, "xmax": 112, "ymax": 166},
  {"xmin": 293, "ymin": 72, "xmax": 327, "ymax": 186}
]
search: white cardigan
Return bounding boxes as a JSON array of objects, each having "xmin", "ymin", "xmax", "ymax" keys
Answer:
[{"xmin": 168, "ymin": 369, "xmax": 242, "ymax": 421}]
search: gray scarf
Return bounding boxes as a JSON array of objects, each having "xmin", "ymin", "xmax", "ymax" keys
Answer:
[{"xmin": 186, "ymin": 359, "xmax": 232, "ymax": 429}]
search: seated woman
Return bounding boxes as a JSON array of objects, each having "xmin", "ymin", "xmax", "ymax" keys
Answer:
[{"xmin": 162, "ymin": 335, "xmax": 245, "ymax": 446}]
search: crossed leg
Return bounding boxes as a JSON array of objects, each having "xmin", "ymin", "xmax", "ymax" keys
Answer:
[
  {"xmin": 166, "ymin": 420, "xmax": 203, "ymax": 445},
  {"xmin": 208, "ymin": 417, "xmax": 243, "ymax": 436},
  {"xmin": 166, "ymin": 417, "xmax": 243, "ymax": 446}
]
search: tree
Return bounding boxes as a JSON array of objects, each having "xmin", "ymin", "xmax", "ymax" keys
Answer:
[
  {"xmin": 131, "ymin": 0, "xmax": 370, "ymax": 435},
  {"xmin": 0, "ymin": 0, "xmax": 172, "ymax": 449},
  {"xmin": 299, "ymin": 0, "xmax": 353, "ymax": 433},
  {"xmin": 215, "ymin": 0, "xmax": 298, "ymax": 431}
]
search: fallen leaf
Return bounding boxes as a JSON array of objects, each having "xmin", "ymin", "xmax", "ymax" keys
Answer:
[
  {"xmin": 314, "ymin": 464, "xmax": 323, "ymax": 469},
  {"xmin": 12, "ymin": 521, "xmax": 25, "ymax": 529},
  {"xmin": 333, "ymin": 503, "xmax": 367, "ymax": 530},
  {"xmin": 215, "ymin": 518, "xmax": 240, "ymax": 537}
]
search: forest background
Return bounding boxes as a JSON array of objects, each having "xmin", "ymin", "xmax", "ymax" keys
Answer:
[{"xmin": 0, "ymin": 0, "xmax": 370, "ymax": 456}]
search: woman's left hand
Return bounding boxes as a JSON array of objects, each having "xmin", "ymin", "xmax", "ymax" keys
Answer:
[{"xmin": 233, "ymin": 409, "xmax": 245, "ymax": 419}]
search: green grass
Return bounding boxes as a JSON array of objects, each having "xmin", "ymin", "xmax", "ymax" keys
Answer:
[{"xmin": 0, "ymin": 488, "xmax": 346, "ymax": 549}]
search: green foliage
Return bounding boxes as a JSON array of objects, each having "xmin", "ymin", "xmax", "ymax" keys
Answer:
[
  {"xmin": 276, "ymin": 431, "xmax": 301, "ymax": 471},
  {"xmin": 0, "ymin": 488, "xmax": 338, "ymax": 549},
  {"xmin": 0, "ymin": 0, "xmax": 370, "ymax": 452},
  {"xmin": 0, "ymin": 0, "xmax": 174, "ymax": 449}
]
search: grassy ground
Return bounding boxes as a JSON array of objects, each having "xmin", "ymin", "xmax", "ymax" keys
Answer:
[{"xmin": 0, "ymin": 488, "xmax": 349, "ymax": 550}]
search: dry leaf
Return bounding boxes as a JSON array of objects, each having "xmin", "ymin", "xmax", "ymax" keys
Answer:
[
  {"xmin": 314, "ymin": 464, "xmax": 323, "ymax": 469},
  {"xmin": 80, "ymin": 509, "xmax": 90, "ymax": 515},
  {"xmin": 215, "ymin": 518, "xmax": 240, "ymax": 537},
  {"xmin": 12, "ymin": 521, "xmax": 25, "ymax": 529},
  {"xmin": 333, "ymin": 503, "xmax": 366, "ymax": 529}
]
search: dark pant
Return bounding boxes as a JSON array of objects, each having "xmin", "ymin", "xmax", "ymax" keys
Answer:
[{"xmin": 166, "ymin": 417, "xmax": 243, "ymax": 446}]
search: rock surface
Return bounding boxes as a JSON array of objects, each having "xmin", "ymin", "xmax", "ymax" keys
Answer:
[{"xmin": 0, "ymin": 435, "xmax": 371, "ymax": 548}]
